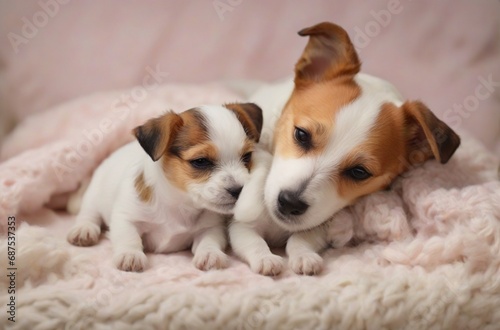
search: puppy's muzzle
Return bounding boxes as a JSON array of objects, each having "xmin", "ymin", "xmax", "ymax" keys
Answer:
[{"xmin": 277, "ymin": 190, "xmax": 309, "ymax": 217}]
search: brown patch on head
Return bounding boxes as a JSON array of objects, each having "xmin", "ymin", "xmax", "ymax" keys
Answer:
[
  {"xmin": 134, "ymin": 172, "xmax": 153, "ymax": 203},
  {"xmin": 162, "ymin": 141, "xmax": 216, "ymax": 191},
  {"xmin": 334, "ymin": 101, "xmax": 460, "ymax": 204},
  {"xmin": 160, "ymin": 109, "xmax": 214, "ymax": 191},
  {"xmin": 336, "ymin": 103, "xmax": 406, "ymax": 201},
  {"xmin": 224, "ymin": 103, "xmax": 263, "ymax": 142},
  {"xmin": 274, "ymin": 78, "xmax": 361, "ymax": 158}
]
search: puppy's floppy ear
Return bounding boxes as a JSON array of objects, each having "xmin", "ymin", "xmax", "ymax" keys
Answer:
[
  {"xmin": 403, "ymin": 101, "xmax": 460, "ymax": 165},
  {"xmin": 295, "ymin": 22, "xmax": 361, "ymax": 86},
  {"xmin": 224, "ymin": 103, "xmax": 263, "ymax": 142},
  {"xmin": 133, "ymin": 111, "xmax": 184, "ymax": 161}
]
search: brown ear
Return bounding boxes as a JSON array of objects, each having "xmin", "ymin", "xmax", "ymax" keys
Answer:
[
  {"xmin": 295, "ymin": 22, "xmax": 361, "ymax": 86},
  {"xmin": 133, "ymin": 111, "xmax": 184, "ymax": 161},
  {"xmin": 403, "ymin": 101, "xmax": 460, "ymax": 165},
  {"xmin": 224, "ymin": 103, "xmax": 263, "ymax": 142}
]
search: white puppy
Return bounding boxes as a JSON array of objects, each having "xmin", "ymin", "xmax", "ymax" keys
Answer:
[{"xmin": 67, "ymin": 103, "xmax": 263, "ymax": 272}]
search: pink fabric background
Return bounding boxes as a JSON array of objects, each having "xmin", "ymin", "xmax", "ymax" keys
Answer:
[{"xmin": 0, "ymin": 0, "xmax": 499, "ymax": 153}]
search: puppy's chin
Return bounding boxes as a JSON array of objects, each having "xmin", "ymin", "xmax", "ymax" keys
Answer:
[
  {"xmin": 189, "ymin": 192, "xmax": 236, "ymax": 214},
  {"xmin": 201, "ymin": 201, "xmax": 236, "ymax": 215},
  {"xmin": 270, "ymin": 209, "xmax": 336, "ymax": 232}
]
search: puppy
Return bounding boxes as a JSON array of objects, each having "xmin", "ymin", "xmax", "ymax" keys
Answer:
[
  {"xmin": 243, "ymin": 22, "xmax": 461, "ymax": 275},
  {"xmin": 67, "ymin": 103, "xmax": 263, "ymax": 272}
]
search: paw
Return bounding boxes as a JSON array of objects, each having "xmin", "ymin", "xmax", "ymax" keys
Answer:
[
  {"xmin": 67, "ymin": 222, "xmax": 101, "ymax": 246},
  {"xmin": 193, "ymin": 249, "xmax": 229, "ymax": 270},
  {"xmin": 289, "ymin": 253, "xmax": 324, "ymax": 275},
  {"xmin": 113, "ymin": 250, "xmax": 148, "ymax": 272},
  {"xmin": 250, "ymin": 254, "xmax": 284, "ymax": 276}
]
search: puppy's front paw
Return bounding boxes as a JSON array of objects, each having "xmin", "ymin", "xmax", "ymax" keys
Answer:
[
  {"xmin": 289, "ymin": 253, "xmax": 323, "ymax": 275},
  {"xmin": 193, "ymin": 249, "xmax": 229, "ymax": 270},
  {"xmin": 250, "ymin": 254, "xmax": 284, "ymax": 276},
  {"xmin": 113, "ymin": 250, "xmax": 148, "ymax": 272},
  {"xmin": 67, "ymin": 222, "xmax": 101, "ymax": 246}
]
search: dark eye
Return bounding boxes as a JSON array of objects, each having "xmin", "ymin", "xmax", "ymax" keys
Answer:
[
  {"xmin": 344, "ymin": 166, "xmax": 372, "ymax": 181},
  {"xmin": 294, "ymin": 127, "xmax": 312, "ymax": 150},
  {"xmin": 189, "ymin": 158, "xmax": 214, "ymax": 170},
  {"xmin": 241, "ymin": 152, "xmax": 252, "ymax": 164}
]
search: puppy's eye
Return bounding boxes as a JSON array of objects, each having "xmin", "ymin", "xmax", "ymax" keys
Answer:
[
  {"xmin": 241, "ymin": 152, "xmax": 252, "ymax": 164},
  {"xmin": 294, "ymin": 127, "xmax": 312, "ymax": 150},
  {"xmin": 189, "ymin": 158, "xmax": 214, "ymax": 170},
  {"xmin": 344, "ymin": 166, "xmax": 372, "ymax": 181}
]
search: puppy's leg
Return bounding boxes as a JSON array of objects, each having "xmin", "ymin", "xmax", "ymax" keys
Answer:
[
  {"xmin": 109, "ymin": 216, "xmax": 147, "ymax": 272},
  {"xmin": 233, "ymin": 148, "xmax": 272, "ymax": 223},
  {"xmin": 192, "ymin": 211, "xmax": 229, "ymax": 271},
  {"xmin": 66, "ymin": 177, "xmax": 91, "ymax": 215},
  {"xmin": 229, "ymin": 222, "xmax": 284, "ymax": 276},
  {"xmin": 67, "ymin": 194, "xmax": 102, "ymax": 247},
  {"xmin": 287, "ymin": 227, "xmax": 328, "ymax": 275}
]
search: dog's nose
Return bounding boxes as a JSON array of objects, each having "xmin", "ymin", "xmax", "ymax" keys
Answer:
[
  {"xmin": 226, "ymin": 186, "xmax": 243, "ymax": 199},
  {"xmin": 277, "ymin": 191, "xmax": 309, "ymax": 216}
]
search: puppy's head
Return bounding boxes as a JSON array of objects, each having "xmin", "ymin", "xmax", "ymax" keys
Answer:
[
  {"xmin": 265, "ymin": 22, "xmax": 461, "ymax": 231},
  {"xmin": 134, "ymin": 103, "xmax": 263, "ymax": 214}
]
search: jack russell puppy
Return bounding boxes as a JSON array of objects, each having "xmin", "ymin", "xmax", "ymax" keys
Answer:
[
  {"xmin": 230, "ymin": 22, "xmax": 461, "ymax": 275},
  {"xmin": 67, "ymin": 103, "xmax": 263, "ymax": 272}
]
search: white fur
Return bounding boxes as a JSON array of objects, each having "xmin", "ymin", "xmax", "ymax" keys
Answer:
[{"xmin": 67, "ymin": 105, "xmax": 253, "ymax": 272}]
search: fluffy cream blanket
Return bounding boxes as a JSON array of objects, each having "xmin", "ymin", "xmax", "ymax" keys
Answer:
[{"xmin": 0, "ymin": 83, "xmax": 499, "ymax": 329}]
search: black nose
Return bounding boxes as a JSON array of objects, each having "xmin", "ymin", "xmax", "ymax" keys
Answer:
[
  {"xmin": 277, "ymin": 191, "xmax": 309, "ymax": 216},
  {"xmin": 226, "ymin": 186, "xmax": 243, "ymax": 199}
]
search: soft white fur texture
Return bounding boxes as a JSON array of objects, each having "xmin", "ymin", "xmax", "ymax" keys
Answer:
[{"xmin": 1, "ymin": 135, "xmax": 499, "ymax": 329}]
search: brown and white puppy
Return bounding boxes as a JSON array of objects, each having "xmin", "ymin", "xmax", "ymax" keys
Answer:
[
  {"xmin": 239, "ymin": 22, "xmax": 460, "ymax": 275},
  {"xmin": 67, "ymin": 103, "xmax": 263, "ymax": 272}
]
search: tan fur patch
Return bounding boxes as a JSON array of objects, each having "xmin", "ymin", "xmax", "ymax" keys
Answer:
[
  {"xmin": 336, "ymin": 103, "xmax": 406, "ymax": 201},
  {"xmin": 181, "ymin": 143, "xmax": 218, "ymax": 161},
  {"xmin": 134, "ymin": 172, "xmax": 153, "ymax": 203},
  {"xmin": 275, "ymin": 77, "xmax": 361, "ymax": 158},
  {"xmin": 161, "ymin": 109, "xmax": 212, "ymax": 191}
]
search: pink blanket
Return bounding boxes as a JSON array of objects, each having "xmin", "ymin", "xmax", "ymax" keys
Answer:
[{"xmin": 0, "ymin": 82, "xmax": 499, "ymax": 329}]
